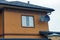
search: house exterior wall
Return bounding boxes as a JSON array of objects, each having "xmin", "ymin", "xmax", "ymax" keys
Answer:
[
  {"xmin": 4, "ymin": 8, "xmax": 49, "ymax": 38},
  {"xmin": 49, "ymin": 36, "xmax": 60, "ymax": 40}
]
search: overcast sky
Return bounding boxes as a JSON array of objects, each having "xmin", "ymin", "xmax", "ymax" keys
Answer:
[{"xmin": 6, "ymin": 0, "xmax": 60, "ymax": 32}]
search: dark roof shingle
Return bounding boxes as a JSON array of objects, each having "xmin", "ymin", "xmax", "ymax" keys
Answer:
[{"xmin": 0, "ymin": 1, "xmax": 55, "ymax": 13}]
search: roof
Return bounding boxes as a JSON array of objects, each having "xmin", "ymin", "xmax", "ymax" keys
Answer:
[
  {"xmin": 48, "ymin": 33, "xmax": 60, "ymax": 37},
  {"xmin": 40, "ymin": 31, "xmax": 60, "ymax": 36},
  {"xmin": 0, "ymin": 0, "xmax": 55, "ymax": 13}
]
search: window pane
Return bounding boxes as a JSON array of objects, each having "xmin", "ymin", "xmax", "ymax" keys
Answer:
[
  {"xmin": 22, "ymin": 16, "xmax": 26, "ymax": 26},
  {"xmin": 26, "ymin": 16, "xmax": 29, "ymax": 26},
  {"xmin": 29, "ymin": 16, "xmax": 34, "ymax": 27}
]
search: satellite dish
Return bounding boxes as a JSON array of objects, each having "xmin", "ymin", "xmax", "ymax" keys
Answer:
[
  {"xmin": 44, "ymin": 15, "xmax": 50, "ymax": 22},
  {"xmin": 40, "ymin": 15, "xmax": 50, "ymax": 22}
]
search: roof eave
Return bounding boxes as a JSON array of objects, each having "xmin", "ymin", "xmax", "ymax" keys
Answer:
[{"xmin": 0, "ymin": 3, "xmax": 55, "ymax": 13}]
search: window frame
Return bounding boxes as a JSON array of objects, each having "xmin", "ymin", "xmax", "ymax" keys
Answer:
[{"xmin": 21, "ymin": 15, "xmax": 35, "ymax": 28}]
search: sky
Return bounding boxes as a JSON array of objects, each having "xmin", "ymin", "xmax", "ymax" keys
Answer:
[{"xmin": 6, "ymin": 0, "xmax": 60, "ymax": 32}]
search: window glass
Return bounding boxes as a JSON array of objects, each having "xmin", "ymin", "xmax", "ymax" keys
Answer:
[
  {"xmin": 22, "ymin": 16, "xmax": 34, "ymax": 27},
  {"xmin": 29, "ymin": 17, "xmax": 34, "ymax": 27},
  {"xmin": 22, "ymin": 16, "xmax": 26, "ymax": 26}
]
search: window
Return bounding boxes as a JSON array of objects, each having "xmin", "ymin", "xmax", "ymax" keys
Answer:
[{"xmin": 22, "ymin": 16, "xmax": 34, "ymax": 27}]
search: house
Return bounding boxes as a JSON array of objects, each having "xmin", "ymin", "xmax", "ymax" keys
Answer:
[
  {"xmin": 40, "ymin": 31, "xmax": 60, "ymax": 40},
  {"xmin": 49, "ymin": 35, "xmax": 60, "ymax": 40},
  {"xmin": 0, "ymin": 0, "xmax": 54, "ymax": 40},
  {"xmin": 48, "ymin": 32, "xmax": 60, "ymax": 40}
]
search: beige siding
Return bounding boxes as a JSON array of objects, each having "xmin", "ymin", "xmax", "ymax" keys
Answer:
[{"xmin": 49, "ymin": 36, "xmax": 60, "ymax": 40}]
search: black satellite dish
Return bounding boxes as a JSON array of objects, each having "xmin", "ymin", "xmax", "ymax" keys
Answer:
[{"xmin": 40, "ymin": 15, "xmax": 50, "ymax": 22}]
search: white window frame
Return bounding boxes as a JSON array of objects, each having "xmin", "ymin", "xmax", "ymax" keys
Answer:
[{"xmin": 22, "ymin": 16, "xmax": 34, "ymax": 27}]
